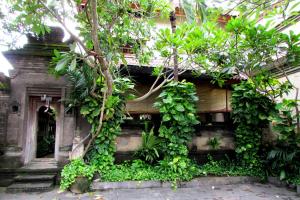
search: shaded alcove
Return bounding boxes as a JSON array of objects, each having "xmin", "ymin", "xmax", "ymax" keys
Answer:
[{"xmin": 36, "ymin": 106, "xmax": 56, "ymax": 158}]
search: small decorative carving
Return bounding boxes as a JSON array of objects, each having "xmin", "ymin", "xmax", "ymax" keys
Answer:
[
  {"xmin": 69, "ymin": 129, "xmax": 84, "ymax": 160},
  {"xmin": 10, "ymin": 100, "xmax": 20, "ymax": 114}
]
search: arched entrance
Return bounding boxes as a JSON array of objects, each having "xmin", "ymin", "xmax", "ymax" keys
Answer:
[
  {"xmin": 36, "ymin": 106, "xmax": 56, "ymax": 158},
  {"xmin": 25, "ymin": 94, "xmax": 62, "ymax": 164}
]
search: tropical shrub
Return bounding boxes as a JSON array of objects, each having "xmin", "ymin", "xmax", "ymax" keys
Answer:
[
  {"xmin": 60, "ymin": 159, "xmax": 95, "ymax": 191},
  {"xmin": 267, "ymin": 99, "xmax": 300, "ymax": 180},
  {"xmin": 100, "ymin": 156, "xmax": 265, "ymax": 183},
  {"xmin": 157, "ymin": 156, "xmax": 200, "ymax": 186},
  {"xmin": 291, "ymin": 176, "xmax": 300, "ymax": 186},
  {"xmin": 135, "ymin": 127, "xmax": 161, "ymax": 164},
  {"xmin": 207, "ymin": 137, "xmax": 221, "ymax": 150},
  {"xmin": 199, "ymin": 155, "xmax": 264, "ymax": 178},
  {"xmin": 101, "ymin": 159, "xmax": 200, "ymax": 184}
]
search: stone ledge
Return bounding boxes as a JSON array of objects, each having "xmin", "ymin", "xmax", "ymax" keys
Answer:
[
  {"xmin": 92, "ymin": 180, "xmax": 161, "ymax": 191},
  {"xmin": 91, "ymin": 176, "xmax": 260, "ymax": 191},
  {"xmin": 267, "ymin": 177, "xmax": 287, "ymax": 187}
]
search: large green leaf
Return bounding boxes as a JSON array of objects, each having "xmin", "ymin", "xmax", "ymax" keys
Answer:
[
  {"xmin": 55, "ymin": 56, "xmax": 72, "ymax": 72},
  {"xmin": 175, "ymin": 104, "xmax": 185, "ymax": 112}
]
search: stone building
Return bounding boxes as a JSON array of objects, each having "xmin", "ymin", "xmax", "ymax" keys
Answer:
[{"xmin": 0, "ymin": 27, "xmax": 235, "ymax": 172}]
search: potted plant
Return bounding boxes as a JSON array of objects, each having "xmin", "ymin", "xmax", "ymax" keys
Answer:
[{"xmin": 60, "ymin": 159, "xmax": 95, "ymax": 194}]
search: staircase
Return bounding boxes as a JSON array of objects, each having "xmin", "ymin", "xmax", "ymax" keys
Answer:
[{"xmin": 6, "ymin": 159, "xmax": 59, "ymax": 193}]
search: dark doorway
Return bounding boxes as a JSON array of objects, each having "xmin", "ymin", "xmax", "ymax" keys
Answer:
[{"xmin": 36, "ymin": 106, "xmax": 56, "ymax": 158}]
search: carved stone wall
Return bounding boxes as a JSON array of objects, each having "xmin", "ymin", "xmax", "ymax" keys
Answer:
[
  {"xmin": 0, "ymin": 96, "xmax": 9, "ymax": 148},
  {"xmin": 0, "ymin": 72, "xmax": 10, "ymax": 151}
]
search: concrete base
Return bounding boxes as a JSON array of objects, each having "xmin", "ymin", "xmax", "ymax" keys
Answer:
[
  {"xmin": 267, "ymin": 177, "xmax": 287, "ymax": 187},
  {"xmin": 0, "ymin": 176, "xmax": 14, "ymax": 187},
  {"xmin": 0, "ymin": 154, "xmax": 22, "ymax": 168},
  {"xmin": 1, "ymin": 182, "xmax": 299, "ymax": 200},
  {"xmin": 6, "ymin": 182, "xmax": 54, "ymax": 193},
  {"xmin": 91, "ymin": 176, "xmax": 260, "ymax": 191},
  {"xmin": 297, "ymin": 185, "xmax": 300, "ymax": 194}
]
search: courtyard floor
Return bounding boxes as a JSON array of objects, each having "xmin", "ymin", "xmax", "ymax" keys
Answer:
[{"xmin": 0, "ymin": 183, "xmax": 299, "ymax": 200}]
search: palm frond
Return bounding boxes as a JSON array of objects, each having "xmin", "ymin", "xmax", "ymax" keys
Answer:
[{"xmin": 65, "ymin": 64, "xmax": 96, "ymax": 106}]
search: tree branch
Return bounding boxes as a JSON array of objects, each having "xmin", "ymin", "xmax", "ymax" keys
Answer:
[
  {"xmin": 39, "ymin": 0, "xmax": 89, "ymax": 53},
  {"xmin": 83, "ymin": 89, "xmax": 107, "ymax": 157},
  {"xmin": 170, "ymin": 11, "xmax": 179, "ymax": 81},
  {"xmin": 90, "ymin": 0, "xmax": 113, "ymax": 96},
  {"xmin": 131, "ymin": 72, "xmax": 174, "ymax": 102}
]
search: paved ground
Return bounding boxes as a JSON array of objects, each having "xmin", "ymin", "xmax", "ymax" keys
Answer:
[{"xmin": 0, "ymin": 183, "xmax": 299, "ymax": 200}]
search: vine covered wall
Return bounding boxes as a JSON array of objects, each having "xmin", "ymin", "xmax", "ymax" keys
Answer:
[{"xmin": 231, "ymin": 81, "xmax": 275, "ymax": 168}]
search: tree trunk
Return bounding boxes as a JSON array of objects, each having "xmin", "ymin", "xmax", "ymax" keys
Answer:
[{"xmin": 170, "ymin": 11, "xmax": 178, "ymax": 82}]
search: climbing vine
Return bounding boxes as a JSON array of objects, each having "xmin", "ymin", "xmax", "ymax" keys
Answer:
[
  {"xmin": 231, "ymin": 80, "xmax": 275, "ymax": 168},
  {"xmin": 154, "ymin": 80, "xmax": 200, "ymax": 183},
  {"xmin": 80, "ymin": 78, "xmax": 134, "ymax": 171},
  {"xmin": 154, "ymin": 80, "xmax": 199, "ymax": 157}
]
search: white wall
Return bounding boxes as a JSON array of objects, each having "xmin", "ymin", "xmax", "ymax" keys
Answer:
[{"xmin": 279, "ymin": 71, "xmax": 300, "ymax": 100}]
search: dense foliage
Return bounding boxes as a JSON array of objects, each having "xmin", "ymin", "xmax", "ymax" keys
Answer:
[
  {"xmin": 153, "ymin": 81, "xmax": 200, "ymax": 184},
  {"xmin": 2, "ymin": 0, "xmax": 300, "ymax": 191},
  {"xmin": 267, "ymin": 99, "xmax": 300, "ymax": 180},
  {"xmin": 134, "ymin": 127, "xmax": 161, "ymax": 164},
  {"xmin": 100, "ymin": 156, "xmax": 264, "ymax": 183},
  {"xmin": 82, "ymin": 78, "xmax": 134, "ymax": 171},
  {"xmin": 101, "ymin": 159, "xmax": 200, "ymax": 182},
  {"xmin": 60, "ymin": 159, "xmax": 95, "ymax": 191},
  {"xmin": 199, "ymin": 156, "xmax": 265, "ymax": 178},
  {"xmin": 154, "ymin": 81, "xmax": 199, "ymax": 157},
  {"xmin": 231, "ymin": 80, "xmax": 275, "ymax": 168}
]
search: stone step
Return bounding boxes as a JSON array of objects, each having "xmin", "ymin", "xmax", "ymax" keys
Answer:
[
  {"xmin": 31, "ymin": 160, "xmax": 57, "ymax": 164},
  {"xmin": 22, "ymin": 164, "xmax": 57, "ymax": 169},
  {"xmin": 6, "ymin": 182, "xmax": 54, "ymax": 193},
  {"xmin": 26, "ymin": 160, "xmax": 58, "ymax": 165},
  {"xmin": 32, "ymin": 158, "xmax": 56, "ymax": 161},
  {"xmin": 14, "ymin": 174, "xmax": 56, "ymax": 183},
  {"xmin": 16, "ymin": 169, "xmax": 60, "ymax": 175},
  {"xmin": 17, "ymin": 161, "xmax": 60, "ymax": 174},
  {"xmin": 27, "ymin": 160, "xmax": 57, "ymax": 163},
  {"xmin": 4, "ymin": 160, "xmax": 60, "ymax": 192}
]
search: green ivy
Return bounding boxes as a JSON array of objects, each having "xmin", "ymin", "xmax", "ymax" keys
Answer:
[
  {"xmin": 60, "ymin": 159, "xmax": 95, "ymax": 191},
  {"xmin": 101, "ymin": 159, "xmax": 200, "ymax": 183},
  {"xmin": 199, "ymin": 156, "xmax": 264, "ymax": 178},
  {"xmin": 81, "ymin": 78, "xmax": 134, "ymax": 171},
  {"xmin": 290, "ymin": 176, "xmax": 300, "ymax": 186},
  {"xmin": 154, "ymin": 80, "xmax": 199, "ymax": 184},
  {"xmin": 100, "ymin": 157, "xmax": 265, "ymax": 183},
  {"xmin": 154, "ymin": 80, "xmax": 199, "ymax": 157},
  {"xmin": 231, "ymin": 80, "xmax": 274, "ymax": 168}
]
